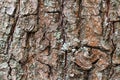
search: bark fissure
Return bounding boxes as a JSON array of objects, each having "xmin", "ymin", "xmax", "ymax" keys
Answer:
[
  {"xmin": 5, "ymin": 5, "xmax": 20, "ymax": 54},
  {"xmin": 5, "ymin": 1, "xmax": 20, "ymax": 79}
]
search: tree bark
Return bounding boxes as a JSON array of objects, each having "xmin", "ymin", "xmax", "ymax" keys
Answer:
[{"xmin": 0, "ymin": 0, "xmax": 120, "ymax": 80}]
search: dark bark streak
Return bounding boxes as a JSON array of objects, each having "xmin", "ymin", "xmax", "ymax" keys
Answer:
[
  {"xmin": 58, "ymin": 0, "xmax": 65, "ymax": 44},
  {"xmin": 37, "ymin": 0, "xmax": 40, "ymax": 25},
  {"xmin": 5, "ymin": 15, "xmax": 19, "ymax": 54},
  {"xmin": 77, "ymin": 0, "xmax": 82, "ymax": 38},
  {"xmin": 7, "ymin": 54, "xmax": 13, "ymax": 80},
  {"xmin": 106, "ymin": 0, "xmax": 110, "ymax": 17},
  {"xmin": 108, "ymin": 21, "xmax": 116, "ymax": 79},
  {"xmin": 101, "ymin": 0, "xmax": 120, "ymax": 77},
  {"xmin": 45, "ymin": 10, "xmax": 61, "ymax": 14},
  {"xmin": 57, "ymin": 0, "xmax": 68, "ymax": 79},
  {"xmin": 46, "ymin": 37, "xmax": 51, "ymax": 56},
  {"xmin": 83, "ymin": 44, "xmax": 110, "ymax": 52},
  {"xmin": 64, "ymin": 50, "xmax": 67, "ymax": 69},
  {"xmin": 5, "ymin": 0, "xmax": 20, "ymax": 54},
  {"xmin": 20, "ymin": 13, "xmax": 37, "ymax": 18},
  {"xmin": 77, "ymin": 0, "xmax": 82, "ymax": 25},
  {"xmin": 109, "ymin": 20, "xmax": 120, "ymax": 22},
  {"xmin": 6, "ymin": 0, "xmax": 20, "ymax": 79}
]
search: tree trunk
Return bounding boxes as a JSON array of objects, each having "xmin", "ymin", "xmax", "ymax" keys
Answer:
[{"xmin": 0, "ymin": 0, "xmax": 120, "ymax": 80}]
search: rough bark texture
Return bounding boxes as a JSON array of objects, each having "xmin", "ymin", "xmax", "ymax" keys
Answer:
[{"xmin": 0, "ymin": 0, "xmax": 120, "ymax": 80}]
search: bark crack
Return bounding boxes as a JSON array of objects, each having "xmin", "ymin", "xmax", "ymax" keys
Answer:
[{"xmin": 6, "ymin": 0, "xmax": 20, "ymax": 79}]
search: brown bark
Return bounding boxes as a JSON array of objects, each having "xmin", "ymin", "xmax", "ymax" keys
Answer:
[{"xmin": 0, "ymin": 0, "xmax": 120, "ymax": 80}]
